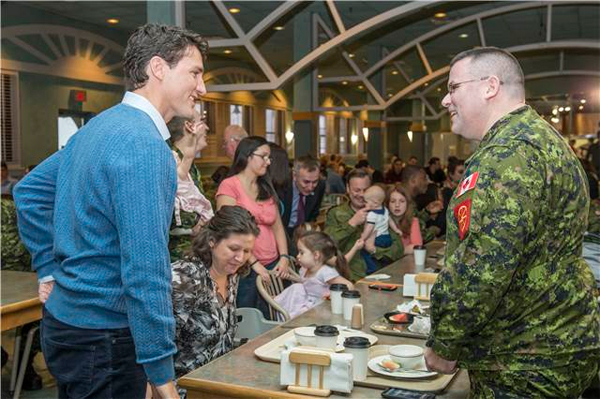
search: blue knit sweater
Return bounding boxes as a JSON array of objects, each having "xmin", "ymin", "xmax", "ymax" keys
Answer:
[{"xmin": 14, "ymin": 103, "xmax": 177, "ymax": 384}]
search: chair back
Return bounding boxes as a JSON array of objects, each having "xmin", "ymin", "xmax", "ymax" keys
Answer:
[
  {"xmin": 234, "ymin": 307, "xmax": 280, "ymax": 345},
  {"xmin": 256, "ymin": 267, "xmax": 301, "ymax": 321}
]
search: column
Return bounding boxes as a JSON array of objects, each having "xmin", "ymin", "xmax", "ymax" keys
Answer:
[{"xmin": 147, "ymin": 1, "xmax": 184, "ymax": 26}]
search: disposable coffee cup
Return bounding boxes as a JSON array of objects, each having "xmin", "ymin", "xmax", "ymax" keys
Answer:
[
  {"xmin": 342, "ymin": 290, "xmax": 361, "ymax": 321},
  {"xmin": 351, "ymin": 304, "xmax": 364, "ymax": 329},
  {"xmin": 343, "ymin": 336, "xmax": 371, "ymax": 381},
  {"xmin": 314, "ymin": 325, "xmax": 339, "ymax": 350},
  {"xmin": 330, "ymin": 284, "xmax": 347, "ymax": 315},
  {"xmin": 414, "ymin": 245, "xmax": 426, "ymax": 271}
]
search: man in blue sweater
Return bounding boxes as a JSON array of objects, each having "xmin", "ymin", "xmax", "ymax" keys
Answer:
[{"xmin": 13, "ymin": 24, "xmax": 208, "ymax": 398}]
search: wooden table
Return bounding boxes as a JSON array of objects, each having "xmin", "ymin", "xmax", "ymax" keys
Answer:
[
  {"xmin": 1, "ymin": 271, "xmax": 42, "ymax": 332},
  {"xmin": 178, "ymin": 241, "xmax": 470, "ymax": 398}
]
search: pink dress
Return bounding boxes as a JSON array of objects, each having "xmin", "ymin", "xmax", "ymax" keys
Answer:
[
  {"xmin": 401, "ymin": 217, "xmax": 423, "ymax": 248},
  {"xmin": 275, "ymin": 266, "xmax": 340, "ymax": 319},
  {"xmin": 216, "ymin": 176, "xmax": 279, "ymax": 265}
]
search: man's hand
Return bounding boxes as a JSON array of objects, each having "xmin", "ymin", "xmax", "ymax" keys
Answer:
[
  {"xmin": 348, "ymin": 207, "xmax": 370, "ymax": 227},
  {"xmin": 153, "ymin": 381, "xmax": 179, "ymax": 399},
  {"xmin": 424, "ymin": 347, "xmax": 457, "ymax": 374},
  {"xmin": 38, "ymin": 281, "xmax": 55, "ymax": 303}
]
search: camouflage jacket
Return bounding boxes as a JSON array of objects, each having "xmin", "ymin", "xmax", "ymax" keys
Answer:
[
  {"xmin": 415, "ymin": 209, "xmax": 437, "ymax": 243},
  {"xmin": 168, "ymin": 144, "xmax": 204, "ymax": 262},
  {"xmin": 1, "ymin": 198, "xmax": 32, "ymax": 271},
  {"xmin": 324, "ymin": 202, "xmax": 404, "ymax": 281},
  {"xmin": 427, "ymin": 105, "xmax": 600, "ymax": 370}
]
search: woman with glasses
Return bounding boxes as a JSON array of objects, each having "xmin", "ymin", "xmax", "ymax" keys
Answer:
[
  {"xmin": 167, "ymin": 110, "xmax": 213, "ymax": 263},
  {"xmin": 216, "ymin": 136, "xmax": 291, "ymax": 317}
]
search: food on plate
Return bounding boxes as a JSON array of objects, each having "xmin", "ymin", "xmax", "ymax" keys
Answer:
[
  {"xmin": 389, "ymin": 313, "xmax": 410, "ymax": 323},
  {"xmin": 380, "ymin": 359, "xmax": 400, "ymax": 371}
]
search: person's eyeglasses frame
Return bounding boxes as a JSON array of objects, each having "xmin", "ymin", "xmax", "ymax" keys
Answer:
[
  {"xmin": 447, "ymin": 76, "xmax": 503, "ymax": 95},
  {"xmin": 251, "ymin": 152, "xmax": 272, "ymax": 163}
]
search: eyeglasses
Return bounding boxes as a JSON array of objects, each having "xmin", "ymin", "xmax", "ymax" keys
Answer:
[
  {"xmin": 251, "ymin": 152, "xmax": 272, "ymax": 162},
  {"xmin": 447, "ymin": 76, "xmax": 503, "ymax": 94}
]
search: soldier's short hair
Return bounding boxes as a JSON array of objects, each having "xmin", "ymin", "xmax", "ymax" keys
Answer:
[
  {"xmin": 346, "ymin": 168, "xmax": 371, "ymax": 185},
  {"xmin": 401, "ymin": 165, "xmax": 425, "ymax": 183},
  {"xmin": 450, "ymin": 47, "xmax": 525, "ymax": 100},
  {"xmin": 294, "ymin": 155, "xmax": 320, "ymax": 173}
]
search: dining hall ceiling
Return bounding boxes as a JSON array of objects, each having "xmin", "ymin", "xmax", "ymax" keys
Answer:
[{"xmin": 4, "ymin": 1, "xmax": 600, "ymax": 119}]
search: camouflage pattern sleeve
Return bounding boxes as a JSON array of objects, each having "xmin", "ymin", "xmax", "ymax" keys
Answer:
[
  {"xmin": 1, "ymin": 199, "xmax": 32, "ymax": 271},
  {"xmin": 428, "ymin": 145, "xmax": 545, "ymax": 362},
  {"xmin": 374, "ymin": 230, "xmax": 404, "ymax": 262},
  {"xmin": 324, "ymin": 204, "xmax": 362, "ymax": 253}
]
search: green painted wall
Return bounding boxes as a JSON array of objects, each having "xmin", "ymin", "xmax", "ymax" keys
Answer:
[{"xmin": 19, "ymin": 72, "xmax": 123, "ymax": 166}]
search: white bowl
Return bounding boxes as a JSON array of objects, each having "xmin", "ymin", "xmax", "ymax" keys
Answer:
[
  {"xmin": 388, "ymin": 345, "xmax": 424, "ymax": 369},
  {"xmin": 294, "ymin": 327, "xmax": 317, "ymax": 346}
]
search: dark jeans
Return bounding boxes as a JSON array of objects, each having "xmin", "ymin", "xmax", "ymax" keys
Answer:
[
  {"xmin": 41, "ymin": 309, "xmax": 147, "ymax": 399},
  {"xmin": 237, "ymin": 258, "xmax": 280, "ymax": 319}
]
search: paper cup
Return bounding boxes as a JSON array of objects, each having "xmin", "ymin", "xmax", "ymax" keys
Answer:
[{"xmin": 414, "ymin": 246, "xmax": 426, "ymax": 271}]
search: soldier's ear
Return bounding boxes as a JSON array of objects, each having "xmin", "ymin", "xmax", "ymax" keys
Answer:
[{"xmin": 484, "ymin": 75, "xmax": 501, "ymax": 99}]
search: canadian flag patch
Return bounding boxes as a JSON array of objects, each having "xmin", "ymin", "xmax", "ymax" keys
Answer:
[
  {"xmin": 456, "ymin": 171, "xmax": 479, "ymax": 198},
  {"xmin": 453, "ymin": 198, "xmax": 472, "ymax": 240}
]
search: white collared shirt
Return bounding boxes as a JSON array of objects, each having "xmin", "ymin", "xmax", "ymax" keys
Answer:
[{"xmin": 122, "ymin": 91, "xmax": 170, "ymax": 140}]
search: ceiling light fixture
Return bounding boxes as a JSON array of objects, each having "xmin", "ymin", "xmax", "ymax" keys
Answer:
[
  {"xmin": 342, "ymin": 81, "xmax": 348, "ymax": 85},
  {"xmin": 223, "ymin": 49, "xmax": 232, "ymax": 55},
  {"xmin": 565, "ymin": 106, "xmax": 571, "ymax": 112},
  {"xmin": 285, "ymin": 131, "xmax": 294, "ymax": 143},
  {"xmin": 317, "ymin": 74, "xmax": 323, "ymax": 79},
  {"xmin": 229, "ymin": 7, "xmax": 241, "ymax": 14},
  {"xmin": 388, "ymin": 93, "xmax": 393, "ymax": 98},
  {"xmin": 273, "ymin": 26, "xmax": 284, "ymax": 31},
  {"xmin": 558, "ymin": 106, "xmax": 564, "ymax": 112},
  {"xmin": 107, "ymin": 18, "xmax": 119, "ymax": 24},
  {"xmin": 391, "ymin": 70, "xmax": 399, "ymax": 75},
  {"xmin": 552, "ymin": 108, "xmax": 558, "ymax": 116},
  {"xmin": 424, "ymin": 82, "xmax": 429, "ymax": 87},
  {"xmin": 362, "ymin": 127, "xmax": 369, "ymax": 141},
  {"xmin": 434, "ymin": 12, "xmax": 447, "ymax": 18},
  {"xmin": 459, "ymin": 33, "xmax": 469, "ymax": 39},
  {"xmin": 348, "ymin": 53, "xmax": 355, "ymax": 58},
  {"xmin": 407, "ymin": 130, "xmax": 413, "ymax": 142},
  {"xmin": 580, "ymin": 99, "xmax": 586, "ymax": 104},
  {"xmin": 358, "ymin": 85, "xmax": 363, "ymax": 89},
  {"xmin": 350, "ymin": 134, "xmax": 358, "ymax": 145},
  {"xmin": 578, "ymin": 105, "xmax": 584, "ymax": 110},
  {"xmin": 551, "ymin": 117, "xmax": 560, "ymax": 124}
]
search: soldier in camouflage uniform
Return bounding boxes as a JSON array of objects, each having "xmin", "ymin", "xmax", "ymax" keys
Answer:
[
  {"xmin": 425, "ymin": 47, "xmax": 600, "ymax": 397},
  {"xmin": 325, "ymin": 169, "xmax": 404, "ymax": 281},
  {"xmin": 1, "ymin": 198, "xmax": 32, "ymax": 271},
  {"xmin": 166, "ymin": 112, "xmax": 211, "ymax": 262}
]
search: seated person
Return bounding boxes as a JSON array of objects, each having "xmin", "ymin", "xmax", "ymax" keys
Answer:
[
  {"xmin": 275, "ymin": 231, "xmax": 353, "ymax": 319},
  {"xmin": 170, "ymin": 206, "xmax": 259, "ymax": 396},
  {"xmin": 584, "ymin": 199, "xmax": 600, "ymax": 288},
  {"xmin": 387, "ymin": 185, "xmax": 423, "ymax": 254},
  {"xmin": 324, "ymin": 169, "xmax": 404, "ymax": 281},
  {"xmin": 360, "ymin": 185, "xmax": 402, "ymax": 274}
]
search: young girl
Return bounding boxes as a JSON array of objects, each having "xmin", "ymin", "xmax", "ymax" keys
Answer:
[
  {"xmin": 293, "ymin": 222, "xmax": 364, "ymax": 264},
  {"xmin": 387, "ymin": 185, "xmax": 423, "ymax": 254},
  {"xmin": 275, "ymin": 231, "xmax": 354, "ymax": 319}
]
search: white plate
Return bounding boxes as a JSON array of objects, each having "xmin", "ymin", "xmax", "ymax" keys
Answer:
[{"xmin": 368, "ymin": 355, "xmax": 437, "ymax": 379}]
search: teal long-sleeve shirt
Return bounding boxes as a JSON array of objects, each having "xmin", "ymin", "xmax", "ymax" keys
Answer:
[{"xmin": 14, "ymin": 103, "xmax": 177, "ymax": 384}]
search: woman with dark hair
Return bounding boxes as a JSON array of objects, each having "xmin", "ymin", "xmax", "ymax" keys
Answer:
[
  {"xmin": 267, "ymin": 142, "xmax": 291, "ymax": 203},
  {"xmin": 215, "ymin": 136, "xmax": 291, "ymax": 315},
  {"xmin": 171, "ymin": 206, "xmax": 259, "ymax": 394}
]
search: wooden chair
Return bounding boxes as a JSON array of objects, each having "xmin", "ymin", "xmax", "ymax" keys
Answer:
[
  {"xmin": 414, "ymin": 272, "xmax": 438, "ymax": 301},
  {"xmin": 286, "ymin": 350, "xmax": 331, "ymax": 397},
  {"xmin": 256, "ymin": 267, "xmax": 302, "ymax": 321}
]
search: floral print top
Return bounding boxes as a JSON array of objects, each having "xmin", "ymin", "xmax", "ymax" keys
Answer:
[{"xmin": 172, "ymin": 259, "xmax": 239, "ymax": 379}]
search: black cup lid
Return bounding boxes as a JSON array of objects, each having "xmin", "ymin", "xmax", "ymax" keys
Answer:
[
  {"xmin": 314, "ymin": 325, "xmax": 339, "ymax": 337},
  {"xmin": 414, "ymin": 245, "xmax": 426, "ymax": 250},
  {"xmin": 343, "ymin": 336, "xmax": 370, "ymax": 349},
  {"xmin": 330, "ymin": 284, "xmax": 347, "ymax": 291},
  {"xmin": 341, "ymin": 290, "xmax": 361, "ymax": 298}
]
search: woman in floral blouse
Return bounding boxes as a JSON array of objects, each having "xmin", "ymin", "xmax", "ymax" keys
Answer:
[{"xmin": 171, "ymin": 205, "xmax": 260, "ymax": 389}]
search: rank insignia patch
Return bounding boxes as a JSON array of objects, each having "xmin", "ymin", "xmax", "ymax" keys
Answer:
[
  {"xmin": 454, "ymin": 198, "xmax": 472, "ymax": 240},
  {"xmin": 456, "ymin": 171, "xmax": 479, "ymax": 198}
]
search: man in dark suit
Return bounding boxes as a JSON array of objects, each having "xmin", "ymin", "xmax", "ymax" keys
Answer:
[{"xmin": 282, "ymin": 155, "xmax": 326, "ymax": 245}]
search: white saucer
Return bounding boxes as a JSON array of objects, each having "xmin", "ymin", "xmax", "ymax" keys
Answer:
[{"xmin": 368, "ymin": 355, "xmax": 437, "ymax": 379}]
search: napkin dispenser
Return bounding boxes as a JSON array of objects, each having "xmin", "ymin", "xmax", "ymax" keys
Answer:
[{"xmin": 281, "ymin": 348, "xmax": 353, "ymax": 396}]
